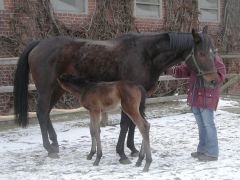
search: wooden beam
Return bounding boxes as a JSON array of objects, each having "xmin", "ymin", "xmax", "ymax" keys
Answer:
[
  {"xmin": 221, "ymin": 74, "xmax": 240, "ymax": 93},
  {"xmin": 0, "ymin": 84, "xmax": 36, "ymax": 93},
  {"xmin": 0, "ymin": 57, "xmax": 18, "ymax": 65}
]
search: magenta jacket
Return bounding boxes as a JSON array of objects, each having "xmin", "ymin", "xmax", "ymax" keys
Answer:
[{"xmin": 166, "ymin": 54, "xmax": 226, "ymax": 110}]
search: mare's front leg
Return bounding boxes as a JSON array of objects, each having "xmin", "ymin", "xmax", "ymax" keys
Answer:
[
  {"xmin": 116, "ymin": 112, "xmax": 133, "ymax": 164},
  {"xmin": 127, "ymin": 121, "xmax": 139, "ymax": 157}
]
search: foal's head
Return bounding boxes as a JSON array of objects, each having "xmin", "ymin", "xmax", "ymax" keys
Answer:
[
  {"xmin": 187, "ymin": 26, "xmax": 218, "ymax": 84},
  {"xmin": 58, "ymin": 74, "xmax": 90, "ymax": 95}
]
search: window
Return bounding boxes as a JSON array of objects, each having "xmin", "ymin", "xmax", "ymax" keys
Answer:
[
  {"xmin": 199, "ymin": 0, "xmax": 219, "ymax": 22},
  {"xmin": 135, "ymin": 0, "xmax": 161, "ymax": 18},
  {"xmin": 0, "ymin": 0, "xmax": 4, "ymax": 10},
  {"xmin": 50, "ymin": 0, "xmax": 87, "ymax": 14}
]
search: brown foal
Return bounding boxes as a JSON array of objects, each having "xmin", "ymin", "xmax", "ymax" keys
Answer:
[{"xmin": 58, "ymin": 74, "xmax": 152, "ymax": 172}]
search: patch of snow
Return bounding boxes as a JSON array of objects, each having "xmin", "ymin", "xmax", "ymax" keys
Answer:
[{"xmin": 0, "ymin": 99, "xmax": 239, "ymax": 179}]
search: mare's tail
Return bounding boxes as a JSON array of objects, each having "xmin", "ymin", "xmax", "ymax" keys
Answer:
[
  {"xmin": 14, "ymin": 41, "xmax": 40, "ymax": 127},
  {"xmin": 139, "ymin": 86, "xmax": 146, "ymax": 118}
]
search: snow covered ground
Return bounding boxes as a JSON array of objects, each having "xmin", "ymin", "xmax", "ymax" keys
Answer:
[{"xmin": 0, "ymin": 98, "xmax": 240, "ymax": 180}]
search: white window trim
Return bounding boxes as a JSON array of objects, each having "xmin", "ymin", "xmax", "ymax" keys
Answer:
[
  {"xmin": 0, "ymin": 0, "xmax": 4, "ymax": 10},
  {"xmin": 198, "ymin": 0, "xmax": 220, "ymax": 23},
  {"xmin": 134, "ymin": 0, "xmax": 162, "ymax": 19},
  {"xmin": 51, "ymin": 0, "xmax": 88, "ymax": 15}
]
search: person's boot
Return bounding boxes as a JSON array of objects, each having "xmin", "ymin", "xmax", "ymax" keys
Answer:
[
  {"xmin": 198, "ymin": 154, "xmax": 218, "ymax": 161},
  {"xmin": 191, "ymin": 152, "xmax": 204, "ymax": 158}
]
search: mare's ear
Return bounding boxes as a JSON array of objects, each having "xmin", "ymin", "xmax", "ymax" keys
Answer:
[
  {"xmin": 192, "ymin": 28, "xmax": 201, "ymax": 44},
  {"xmin": 202, "ymin": 25, "xmax": 208, "ymax": 34}
]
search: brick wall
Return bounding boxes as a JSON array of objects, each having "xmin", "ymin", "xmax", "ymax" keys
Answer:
[
  {"xmin": 0, "ymin": 64, "xmax": 14, "ymax": 86},
  {"xmin": 0, "ymin": 0, "xmax": 13, "ymax": 57},
  {"xmin": 223, "ymin": 59, "xmax": 240, "ymax": 95}
]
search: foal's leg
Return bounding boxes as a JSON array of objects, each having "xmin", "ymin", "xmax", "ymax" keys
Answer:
[
  {"xmin": 89, "ymin": 110, "xmax": 102, "ymax": 166},
  {"xmin": 87, "ymin": 120, "xmax": 97, "ymax": 160},
  {"xmin": 100, "ymin": 112, "xmax": 108, "ymax": 127},
  {"xmin": 135, "ymin": 118, "xmax": 152, "ymax": 172},
  {"xmin": 135, "ymin": 140, "xmax": 145, "ymax": 167},
  {"xmin": 125, "ymin": 110, "xmax": 152, "ymax": 172}
]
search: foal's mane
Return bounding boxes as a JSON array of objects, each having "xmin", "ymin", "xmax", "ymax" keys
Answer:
[{"xmin": 168, "ymin": 32, "xmax": 194, "ymax": 51}]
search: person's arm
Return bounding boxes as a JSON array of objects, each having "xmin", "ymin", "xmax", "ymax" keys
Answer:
[{"xmin": 165, "ymin": 64, "xmax": 191, "ymax": 78}]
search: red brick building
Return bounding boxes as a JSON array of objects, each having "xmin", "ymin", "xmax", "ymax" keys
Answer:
[
  {"xmin": 0, "ymin": 0, "xmax": 239, "ymax": 114},
  {"xmin": 0, "ymin": 0, "xmax": 224, "ymax": 41}
]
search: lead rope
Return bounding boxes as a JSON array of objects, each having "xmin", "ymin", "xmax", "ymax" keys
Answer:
[
  {"xmin": 191, "ymin": 78, "xmax": 197, "ymax": 104},
  {"xmin": 200, "ymin": 78, "xmax": 206, "ymax": 108}
]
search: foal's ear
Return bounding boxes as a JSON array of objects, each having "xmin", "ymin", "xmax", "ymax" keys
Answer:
[
  {"xmin": 192, "ymin": 28, "xmax": 201, "ymax": 44},
  {"xmin": 202, "ymin": 25, "xmax": 208, "ymax": 34}
]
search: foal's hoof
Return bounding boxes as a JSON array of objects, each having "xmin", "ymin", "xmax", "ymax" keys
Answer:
[
  {"xmin": 48, "ymin": 152, "xmax": 59, "ymax": 159},
  {"xmin": 100, "ymin": 122, "xmax": 108, "ymax": 127},
  {"xmin": 143, "ymin": 166, "xmax": 149, "ymax": 172},
  {"xmin": 119, "ymin": 157, "xmax": 131, "ymax": 164},
  {"xmin": 87, "ymin": 151, "xmax": 95, "ymax": 160},
  {"xmin": 131, "ymin": 150, "xmax": 139, "ymax": 157},
  {"xmin": 87, "ymin": 154, "xmax": 93, "ymax": 160}
]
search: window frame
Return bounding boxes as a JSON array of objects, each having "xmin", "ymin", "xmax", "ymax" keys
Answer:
[
  {"xmin": 0, "ymin": 0, "xmax": 4, "ymax": 10},
  {"xmin": 134, "ymin": 0, "xmax": 162, "ymax": 19},
  {"xmin": 51, "ymin": 0, "xmax": 88, "ymax": 15},
  {"xmin": 198, "ymin": 0, "xmax": 220, "ymax": 23}
]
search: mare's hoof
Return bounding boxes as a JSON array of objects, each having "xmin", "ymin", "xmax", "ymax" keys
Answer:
[
  {"xmin": 119, "ymin": 157, "xmax": 131, "ymax": 164},
  {"xmin": 131, "ymin": 150, "xmax": 139, "ymax": 157},
  {"xmin": 135, "ymin": 160, "xmax": 142, "ymax": 167},
  {"xmin": 48, "ymin": 152, "xmax": 59, "ymax": 159},
  {"xmin": 87, "ymin": 154, "xmax": 93, "ymax": 160}
]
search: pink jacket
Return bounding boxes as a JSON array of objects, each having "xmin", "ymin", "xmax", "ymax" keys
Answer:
[{"xmin": 166, "ymin": 54, "xmax": 226, "ymax": 110}]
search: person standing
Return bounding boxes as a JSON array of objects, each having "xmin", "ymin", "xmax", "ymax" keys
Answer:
[{"xmin": 166, "ymin": 51, "xmax": 226, "ymax": 161}]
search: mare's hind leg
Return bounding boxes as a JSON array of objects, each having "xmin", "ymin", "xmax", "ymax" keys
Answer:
[
  {"xmin": 47, "ymin": 88, "xmax": 65, "ymax": 153},
  {"xmin": 37, "ymin": 93, "xmax": 59, "ymax": 157},
  {"xmin": 89, "ymin": 110, "xmax": 102, "ymax": 166}
]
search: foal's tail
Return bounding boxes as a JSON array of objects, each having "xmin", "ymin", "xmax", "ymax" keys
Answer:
[
  {"xmin": 14, "ymin": 41, "xmax": 40, "ymax": 127},
  {"xmin": 139, "ymin": 86, "xmax": 146, "ymax": 118}
]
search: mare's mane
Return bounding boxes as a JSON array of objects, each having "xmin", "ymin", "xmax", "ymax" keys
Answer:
[{"xmin": 168, "ymin": 32, "xmax": 194, "ymax": 50}]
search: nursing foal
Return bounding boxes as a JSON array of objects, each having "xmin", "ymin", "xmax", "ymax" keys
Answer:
[{"xmin": 58, "ymin": 74, "xmax": 152, "ymax": 172}]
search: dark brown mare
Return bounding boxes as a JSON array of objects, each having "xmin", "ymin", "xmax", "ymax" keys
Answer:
[
  {"xmin": 58, "ymin": 74, "xmax": 151, "ymax": 171},
  {"xmin": 14, "ymin": 26, "xmax": 218, "ymax": 165}
]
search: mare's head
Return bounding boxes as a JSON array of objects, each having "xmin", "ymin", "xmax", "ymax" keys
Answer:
[{"xmin": 186, "ymin": 26, "xmax": 218, "ymax": 84}]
